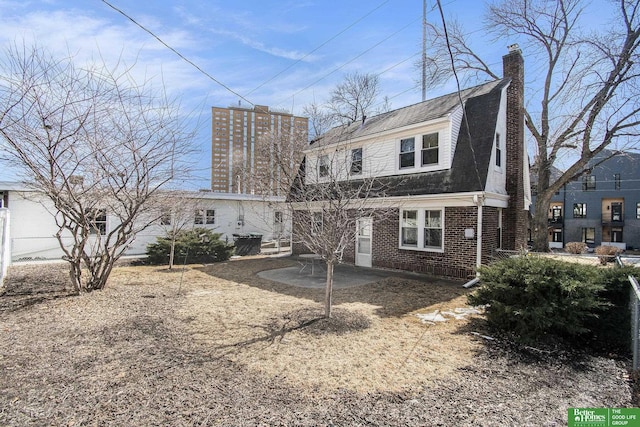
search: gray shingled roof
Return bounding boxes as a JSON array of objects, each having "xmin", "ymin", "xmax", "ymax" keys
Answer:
[
  {"xmin": 290, "ymin": 78, "xmax": 511, "ymax": 200},
  {"xmin": 312, "ymin": 79, "xmax": 507, "ymax": 147}
]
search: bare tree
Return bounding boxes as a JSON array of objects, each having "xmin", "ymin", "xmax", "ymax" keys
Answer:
[
  {"xmin": 327, "ymin": 71, "xmax": 381, "ymax": 125},
  {"xmin": 425, "ymin": 0, "xmax": 640, "ymax": 251},
  {"xmin": 303, "ymin": 101, "xmax": 335, "ymax": 140},
  {"xmin": 0, "ymin": 43, "xmax": 193, "ymax": 292},
  {"xmin": 254, "ymin": 127, "xmax": 392, "ymax": 318}
]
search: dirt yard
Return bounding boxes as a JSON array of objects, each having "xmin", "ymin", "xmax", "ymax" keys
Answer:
[{"xmin": 0, "ymin": 256, "xmax": 634, "ymax": 426}]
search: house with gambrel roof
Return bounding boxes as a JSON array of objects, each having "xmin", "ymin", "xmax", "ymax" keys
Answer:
[{"xmin": 291, "ymin": 46, "xmax": 531, "ymax": 279}]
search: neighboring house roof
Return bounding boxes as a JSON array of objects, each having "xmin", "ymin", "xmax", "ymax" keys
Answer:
[{"xmin": 312, "ymin": 79, "xmax": 508, "ymax": 149}]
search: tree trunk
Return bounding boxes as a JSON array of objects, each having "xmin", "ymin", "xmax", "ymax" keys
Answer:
[
  {"xmin": 68, "ymin": 260, "xmax": 83, "ymax": 294},
  {"xmin": 324, "ymin": 261, "xmax": 334, "ymax": 318},
  {"xmin": 531, "ymin": 190, "xmax": 553, "ymax": 252},
  {"xmin": 169, "ymin": 237, "xmax": 176, "ymax": 270}
]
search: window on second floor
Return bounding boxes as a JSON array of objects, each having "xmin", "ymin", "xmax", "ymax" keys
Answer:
[
  {"xmin": 421, "ymin": 133, "xmax": 439, "ymax": 166},
  {"xmin": 573, "ymin": 203, "xmax": 587, "ymax": 218},
  {"xmin": 582, "ymin": 174, "xmax": 596, "ymax": 191},
  {"xmin": 495, "ymin": 133, "xmax": 502, "ymax": 167},
  {"xmin": 350, "ymin": 148, "xmax": 363, "ymax": 175},
  {"xmin": 398, "ymin": 132, "xmax": 441, "ymax": 170},
  {"xmin": 614, "ymin": 173, "xmax": 621, "ymax": 190},
  {"xmin": 637, "ymin": 202, "xmax": 640, "ymax": 219},
  {"xmin": 399, "ymin": 137, "xmax": 415, "ymax": 169},
  {"xmin": 318, "ymin": 154, "xmax": 329, "ymax": 178}
]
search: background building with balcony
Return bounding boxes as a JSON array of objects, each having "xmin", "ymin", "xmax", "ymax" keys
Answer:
[{"xmin": 531, "ymin": 149, "xmax": 640, "ymax": 250}]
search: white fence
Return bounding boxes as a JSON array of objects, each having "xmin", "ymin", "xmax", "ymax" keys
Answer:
[{"xmin": 0, "ymin": 208, "xmax": 10, "ymax": 286}]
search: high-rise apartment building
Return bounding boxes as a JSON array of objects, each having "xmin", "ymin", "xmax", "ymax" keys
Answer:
[{"xmin": 211, "ymin": 104, "xmax": 308, "ymax": 195}]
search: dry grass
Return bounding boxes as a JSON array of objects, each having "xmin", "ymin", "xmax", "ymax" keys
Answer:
[
  {"xmin": 0, "ymin": 256, "xmax": 633, "ymax": 426},
  {"xmin": 169, "ymin": 258, "xmax": 477, "ymax": 393}
]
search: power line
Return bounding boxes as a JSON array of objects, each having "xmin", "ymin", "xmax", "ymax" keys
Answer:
[
  {"xmin": 100, "ymin": 0, "xmax": 257, "ymax": 108},
  {"xmin": 274, "ymin": 16, "xmax": 421, "ymax": 110},
  {"xmin": 246, "ymin": 0, "xmax": 391, "ymax": 96}
]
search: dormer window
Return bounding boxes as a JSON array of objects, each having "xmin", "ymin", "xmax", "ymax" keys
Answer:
[
  {"xmin": 398, "ymin": 132, "xmax": 441, "ymax": 171},
  {"xmin": 399, "ymin": 138, "xmax": 415, "ymax": 169},
  {"xmin": 421, "ymin": 133, "xmax": 438, "ymax": 166},
  {"xmin": 350, "ymin": 148, "xmax": 363, "ymax": 175},
  {"xmin": 318, "ymin": 154, "xmax": 329, "ymax": 178}
]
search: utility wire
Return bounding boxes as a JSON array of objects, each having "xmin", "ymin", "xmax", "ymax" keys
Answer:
[
  {"xmin": 101, "ymin": 0, "xmax": 256, "ymax": 108},
  {"xmin": 274, "ymin": 16, "xmax": 421, "ymax": 110},
  {"xmin": 246, "ymin": 0, "xmax": 391, "ymax": 96},
  {"xmin": 436, "ymin": 0, "xmax": 483, "ymax": 190}
]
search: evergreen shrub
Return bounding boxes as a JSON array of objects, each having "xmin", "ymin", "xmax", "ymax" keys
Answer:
[
  {"xmin": 469, "ymin": 256, "xmax": 604, "ymax": 345},
  {"xmin": 146, "ymin": 228, "xmax": 234, "ymax": 265}
]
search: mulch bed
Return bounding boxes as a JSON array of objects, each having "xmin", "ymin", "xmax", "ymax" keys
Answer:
[{"xmin": 0, "ymin": 257, "xmax": 635, "ymax": 426}]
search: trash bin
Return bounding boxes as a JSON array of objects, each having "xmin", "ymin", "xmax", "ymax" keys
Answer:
[{"xmin": 232, "ymin": 233, "xmax": 262, "ymax": 256}]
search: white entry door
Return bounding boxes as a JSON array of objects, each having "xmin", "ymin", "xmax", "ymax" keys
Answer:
[{"xmin": 355, "ymin": 217, "xmax": 372, "ymax": 267}]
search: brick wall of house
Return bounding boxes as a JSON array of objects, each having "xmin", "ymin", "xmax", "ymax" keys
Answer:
[
  {"xmin": 372, "ymin": 207, "xmax": 478, "ymax": 279},
  {"xmin": 482, "ymin": 206, "xmax": 499, "ymax": 264},
  {"xmin": 502, "ymin": 47, "xmax": 528, "ymax": 251}
]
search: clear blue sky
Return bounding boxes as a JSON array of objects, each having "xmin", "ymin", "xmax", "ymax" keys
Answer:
[{"xmin": 0, "ymin": 0, "xmax": 614, "ymax": 188}]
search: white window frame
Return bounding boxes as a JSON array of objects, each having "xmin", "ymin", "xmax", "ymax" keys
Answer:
[
  {"xmin": 399, "ymin": 208, "xmax": 444, "ymax": 252},
  {"xmin": 318, "ymin": 154, "xmax": 329, "ymax": 178},
  {"xmin": 397, "ymin": 131, "xmax": 442, "ymax": 172},
  {"xmin": 420, "ymin": 133, "xmax": 439, "ymax": 166},
  {"xmin": 311, "ymin": 211, "xmax": 323, "ymax": 235},
  {"xmin": 494, "ymin": 133, "xmax": 503, "ymax": 170},
  {"xmin": 87, "ymin": 208, "xmax": 107, "ymax": 235},
  {"xmin": 195, "ymin": 209, "xmax": 215, "ymax": 225},
  {"xmin": 350, "ymin": 147, "xmax": 363, "ymax": 175},
  {"xmin": 399, "ymin": 137, "xmax": 415, "ymax": 169},
  {"xmin": 274, "ymin": 211, "xmax": 284, "ymax": 234}
]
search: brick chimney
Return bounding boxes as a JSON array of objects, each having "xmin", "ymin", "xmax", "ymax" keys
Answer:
[{"xmin": 502, "ymin": 45, "xmax": 528, "ymax": 250}]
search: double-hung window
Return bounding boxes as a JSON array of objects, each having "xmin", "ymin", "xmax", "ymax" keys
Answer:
[
  {"xmin": 400, "ymin": 208, "xmax": 444, "ymax": 251},
  {"xmin": 318, "ymin": 155, "xmax": 329, "ymax": 178},
  {"xmin": 399, "ymin": 133, "xmax": 440, "ymax": 170},
  {"xmin": 401, "ymin": 210, "xmax": 418, "ymax": 246},
  {"xmin": 423, "ymin": 210, "xmax": 442, "ymax": 248},
  {"xmin": 350, "ymin": 148, "xmax": 363, "ymax": 175},
  {"xmin": 495, "ymin": 133, "xmax": 502, "ymax": 167},
  {"xmin": 399, "ymin": 138, "xmax": 415, "ymax": 169},
  {"xmin": 421, "ymin": 133, "xmax": 439, "ymax": 166}
]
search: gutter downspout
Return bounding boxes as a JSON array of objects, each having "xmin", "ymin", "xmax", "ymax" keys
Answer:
[{"xmin": 474, "ymin": 194, "xmax": 484, "ymax": 276}]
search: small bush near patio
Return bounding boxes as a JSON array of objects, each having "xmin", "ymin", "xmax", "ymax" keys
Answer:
[
  {"xmin": 469, "ymin": 256, "xmax": 604, "ymax": 346},
  {"xmin": 146, "ymin": 228, "xmax": 234, "ymax": 265},
  {"xmin": 565, "ymin": 241, "xmax": 587, "ymax": 254},
  {"xmin": 595, "ymin": 245, "xmax": 621, "ymax": 265}
]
